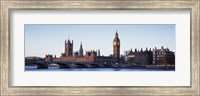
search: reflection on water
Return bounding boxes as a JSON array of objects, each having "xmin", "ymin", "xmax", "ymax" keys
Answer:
[{"xmin": 25, "ymin": 66, "xmax": 175, "ymax": 71}]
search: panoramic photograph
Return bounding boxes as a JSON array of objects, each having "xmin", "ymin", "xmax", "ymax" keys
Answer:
[{"xmin": 25, "ymin": 24, "xmax": 175, "ymax": 71}]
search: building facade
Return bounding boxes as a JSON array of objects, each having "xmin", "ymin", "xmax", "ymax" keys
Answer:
[
  {"xmin": 42, "ymin": 31, "xmax": 175, "ymax": 65},
  {"xmin": 153, "ymin": 46, "xmax": 175, "ymax": 65},
  {"xmin": 45, "ymin": 32, "xmax": 120, "ymax": 64},
  {"xmin": 64, "ymin": 40, "xmax": 73, "ymax": 57},
  {"xmin": 126, "ymin": 48, "xmax": 153, "ymax": 65},
  {"xmin": 125, "ymin": 46, "xmax": 175, "ymax": 65},
  {"xmin": 113, "ymin": 32, "xmax": 120, "ymax": 63},
  {"xmin": 25, "ymin": 56, "xmax": 44, "ymax": 63}
]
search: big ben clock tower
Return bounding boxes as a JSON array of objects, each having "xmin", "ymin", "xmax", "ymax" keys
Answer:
[{"xmin": 113, "ymin": 31, "xmax": 120, "ymax": 63}]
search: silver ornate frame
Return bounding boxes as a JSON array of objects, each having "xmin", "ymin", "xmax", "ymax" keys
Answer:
[{"xmin": 1, "ymin": 0, "xmax": 199, "ymax": 95}]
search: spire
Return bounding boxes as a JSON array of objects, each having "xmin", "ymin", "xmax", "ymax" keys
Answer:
[
  {"xmin": 113, "ymin": 30, "xmax": 120, "ymax": 42},
  {"xmin": 161, "ymin": 46, "xmax": 164, "ymax": 50},
  {"xmin": 80, "ymin": 42, "xmax": 82, "ymax": 48},
  {"xmin": 79, "ymin": 42, "xmax": 83, "ymax": 57},
  {"xmin": 167, "ymin": 47, "xmax": 169, "ymax": 51},
  {"xmin": 98, "ymin": 49, "xmax": 100, "ymax": 56},
  {"xmin": 67, "ymin": 33, "xmax": 73, "ymax": 44},
  {"xmin": 115, "ymin": 30, "xmax": 118, "ymax": 37}
]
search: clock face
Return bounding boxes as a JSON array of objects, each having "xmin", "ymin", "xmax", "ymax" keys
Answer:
[
  {"xmin": 114, "ymin": 42, "xmax": 117, "ymax": 45},
  {"xmin": 114, "ymin": 41, "xmax": 120, "ymax": 45}
]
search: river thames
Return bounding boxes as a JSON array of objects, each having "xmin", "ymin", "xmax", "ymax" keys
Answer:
[{"xmin": 25, "ymin": 66, "xmax": 175, "ymax": 71}]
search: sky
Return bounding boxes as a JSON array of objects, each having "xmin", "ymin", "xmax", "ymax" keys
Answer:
[{"xmin": 25, "ymin": 24, "xmax": 175, "ymax": 57}]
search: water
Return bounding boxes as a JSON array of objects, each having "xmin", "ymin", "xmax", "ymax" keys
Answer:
[{"xmin": 25, "ymin": 66, "xmax": 175, "ymax": 71}]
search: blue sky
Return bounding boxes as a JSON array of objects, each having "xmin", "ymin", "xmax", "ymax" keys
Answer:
[{"xmin": 25, "ymin": 24, "xmax": 175, "ymax": 57}]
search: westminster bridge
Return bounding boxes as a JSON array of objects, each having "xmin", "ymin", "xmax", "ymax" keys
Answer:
[{"xmin": 25, "ymin": 61, "xmax": 116, "ymax": 69}]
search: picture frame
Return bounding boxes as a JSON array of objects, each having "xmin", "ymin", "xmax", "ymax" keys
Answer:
[{"xmin": 1, "ymin": 0, "xmax": 199, "ymax": 95}]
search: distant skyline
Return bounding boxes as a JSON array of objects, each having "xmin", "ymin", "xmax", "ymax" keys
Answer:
[{"xmin": 25, "ymin": 24, "xmax": 175, "ymax": 57}]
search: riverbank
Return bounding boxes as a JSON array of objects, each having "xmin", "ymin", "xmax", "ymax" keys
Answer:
[{"xmin": 25, "ymin": 63, "xmax": 175, "ymax": 71}]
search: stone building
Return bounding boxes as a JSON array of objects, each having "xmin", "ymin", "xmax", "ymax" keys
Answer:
[
  {"xmin": 113, "ymin": 32, "xmax": 120, "ymax": 63},
  {"xmin": 25, "ymin": 56, "xmax": 44, "ymax": 64},
  {"xmin": 126, "ymin": 48, "xmax": 153, "ymax": 65},
  {"xmin": 125, "ymin": 46, "xmax": 175, "ymax": 65},
  {"xmin": 53, "ymin": 40, "xmax": 99, "ymax": 63},
  {"xmin": 42, "ymin": 31, "xmax": 175, "ymax": 65},
  {"xmin": 45, "ymin": 32, "xmax": 120, "ymax": 64},
  {"xmin": 44, "ymin": 54, "xmax": 54, "ymax": 61},
  {"xmin": 153, "ymin": 46, "xmax": 175, "ymax": 65}
]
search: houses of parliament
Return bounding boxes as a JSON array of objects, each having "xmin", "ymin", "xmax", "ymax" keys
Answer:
[
  {"xmin": 44, "ymin": 31, "xmax": 175, "ymax": 65},
  {"xmin": 44, "ymin": 32, "xmax": 120, "ymax": 64}
]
